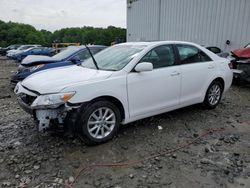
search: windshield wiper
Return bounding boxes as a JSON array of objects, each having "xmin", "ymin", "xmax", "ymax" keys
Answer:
[{"xmin": 85, "ymin": 45, "xmax": 99, "ymax": 70}]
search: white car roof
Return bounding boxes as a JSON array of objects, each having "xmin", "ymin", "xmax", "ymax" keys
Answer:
[
  {"xmin": 117, "ymin": 41, "xmax": 202, "ymax": 47},
  {"xmin": 119, "ymin": 41, "xmax": 223, "ymax": 72}
]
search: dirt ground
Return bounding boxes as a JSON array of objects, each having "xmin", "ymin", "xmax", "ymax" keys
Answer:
[{"xmin": 0, "ymin": 56, "xmax": 250, "ymax": 188}]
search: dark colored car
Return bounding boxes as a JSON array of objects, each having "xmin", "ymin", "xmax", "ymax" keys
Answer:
[
  {"xmin": 206, "ymin": 46, "xmax": 229, "ymax": 58},
  {"xmin": 0, "ymin": 44, "xmax": 21, "ymax": 56},
  {"xmin": 206, "ymin": 46, "xmax": 222, "ymax": 54},
  {"xmin": 11, "ymin": 45, "xmax": 106, "ymax": 86},
  {"xmin": 12, "ymin": 47, "xmax": 55, "ymax": 62}
]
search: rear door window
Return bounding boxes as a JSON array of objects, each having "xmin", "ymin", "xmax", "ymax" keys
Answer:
[{"xmin": 177, "ymin": 45, "xmax": 212, "ymax": 64}]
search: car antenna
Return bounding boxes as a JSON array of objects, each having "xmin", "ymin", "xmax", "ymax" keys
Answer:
[{"xmin": 85, "ymin": 44, "xmax": 99, "ymax": 70}]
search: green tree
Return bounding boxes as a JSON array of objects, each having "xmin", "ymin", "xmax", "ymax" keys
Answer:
[{"xmin": 0, "ymin": 19, "xmax": 126, "ymax": 47}]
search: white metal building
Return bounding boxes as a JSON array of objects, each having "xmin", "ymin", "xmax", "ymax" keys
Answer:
[{"xmin": 127, "ymin": 0, "xmax": 250, "ymax": 51}]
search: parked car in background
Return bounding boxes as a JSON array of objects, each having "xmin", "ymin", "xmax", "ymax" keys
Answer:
[
  {"xmin": 12, "ymin": 47, "xmax": 55, "ymax": 62},
  {"xmin": 14, "ymin": 41, "xmax": 233, "ymax": 145},
  {"xmin": 206, "ymin": 46, "xmax": 229, "ymax": 58},
  {"xmin": 52, "ymin": 42, "xmax": 81, "ymax": 53},
  {"xmin": 0, "ymin": 44, "xmax": 21, "ymax": 56},
  {"xmin": 206, "ymin": 46, "xmax": 222, "ymax": 54},
  {"xmin": 7, "ymin": 45, "xmax": 41, "ymax": 58},
  {"xmin": 230, "ymin": 45, "xmax": 250, "ymax": 83},
  {"xmin": 11, "ymin": 45, "xmax": 106, "ymax": 85},
  {"xmin": 244, "ymin": 43, "xmax": 250, "ymax": 48}
]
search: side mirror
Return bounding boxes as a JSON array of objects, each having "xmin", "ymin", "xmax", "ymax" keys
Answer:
[
  {"xmin": 135, "ymin": 62, "xmax": 153, "ymax": 72},
  {"xmin": 70, "ymin": 56, "xmax": 81, "ymax": 64}
]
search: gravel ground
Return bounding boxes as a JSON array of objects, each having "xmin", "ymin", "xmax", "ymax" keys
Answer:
[{"xmin": 0, "ymin": 56, "xmax": 250, "ymax": 188}]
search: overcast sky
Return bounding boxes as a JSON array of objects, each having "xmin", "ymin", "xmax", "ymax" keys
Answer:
[{"xmin": 0, "ymin": 0, "xmax": 126, "ymax": 31}]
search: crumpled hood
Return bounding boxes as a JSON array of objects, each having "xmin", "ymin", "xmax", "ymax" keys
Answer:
[
  {"xmin": 232, "ymin": 47, "xmax": 250, "ymax": 59},
  {"xmin": 21, "ymin": 55, "xmax": 57, "ymax": 66},
  {"xmin": 21, "ymin": 65, "xmax": 113, "ymax": 94}
]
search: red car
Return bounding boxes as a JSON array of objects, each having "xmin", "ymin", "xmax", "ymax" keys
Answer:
[{"xmin": 231, "ymin": 44, "xmax": 250, "ymax": 83}]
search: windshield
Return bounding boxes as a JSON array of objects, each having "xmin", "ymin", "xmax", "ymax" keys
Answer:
[
  {"xmin": 26, "ymin": 47, "xmax": 35, "ymax": 52},
  {"xmin": 52, "ymin": 47, "xmax": 80, "ymax": 60},
  {"xmin": 82, "ymin": 45, "xmax": 145, "ymax": 71},
  {"xmin": 8, "ymin": 45, "xmax": 15, "ymax": 49},
  {"xmin": 18, "ymin": 46, "xmax": 34, "ymax": 50}
]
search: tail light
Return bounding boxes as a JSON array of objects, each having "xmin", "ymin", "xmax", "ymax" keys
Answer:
[{"xmin": 228, "ymin": 61, "xmax": 233, "ymax": 69}]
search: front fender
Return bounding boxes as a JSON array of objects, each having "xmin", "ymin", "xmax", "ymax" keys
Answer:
[{"xmin": 61, "ymin": 75, "xmax": 129, "ymax": 120}]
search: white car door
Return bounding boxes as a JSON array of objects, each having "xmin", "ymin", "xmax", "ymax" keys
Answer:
[
  {"xmin": 127, "ymin": 45, "xmax": 181, "ymax": 118},
  {"xmin": 176, "ymin": 44, "xmax": 218, "ymax": 105}
]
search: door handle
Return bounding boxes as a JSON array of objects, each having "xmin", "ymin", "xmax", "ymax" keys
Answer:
[{"xmin": 171, "ymin": 71, "xmax": 181, "ymax": 76}]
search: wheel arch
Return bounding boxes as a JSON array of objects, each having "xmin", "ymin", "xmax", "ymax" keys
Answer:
[
  {"xmin": 202, "ymin": 77, "xmax": 225, "ymax": 102},
  {"xmin": 90, "ymin": 96, "xmax": 126, "ymax": 121},
  {"xmin": 203, "ymin": 77, "xmax": 225, "ymax": 109},
  {"xmin": 212, "ymin": 77, "xmax": 225, "ymax": 92}
]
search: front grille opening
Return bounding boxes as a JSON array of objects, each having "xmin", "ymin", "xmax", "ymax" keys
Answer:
[{"xmin": 20, "ymin": 94, "xmax": 37, "ymax": 106}]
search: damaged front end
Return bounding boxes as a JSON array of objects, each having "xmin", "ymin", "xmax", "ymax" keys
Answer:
[
  {"xmin": 14, "ymin": 82, "xmax": 77, "ymax": 131},
  {"xmin": 231, "ymin": 47, "xmax": 250, "ymax": 83},
  {"xmin": 233, "ymin": 60, "xmax": 250, "ymax": 82}
]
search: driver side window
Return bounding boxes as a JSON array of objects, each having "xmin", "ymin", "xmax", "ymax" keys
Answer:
[{"xmin": 139, "ymin": 45, "xmax": 175, "ymax": 69}]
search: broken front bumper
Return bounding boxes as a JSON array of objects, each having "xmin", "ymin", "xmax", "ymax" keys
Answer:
[
  {"xmin": 14, "ymin": 83, "xmax": 70, "ymax": 131},
  {"xmin": 35, "ymin": 108, "xmax": 67, "ymax": 131},
  {"xmin": 232, "ymin": 69, "xmax": 243, "ymax": 79},
  {"xmin": 232, "ymin": 60, "xmax": 250, "ymax": 82},
  {"xmin": 232, "ymin": 69, "xmax": 250, "ymax": 82}
]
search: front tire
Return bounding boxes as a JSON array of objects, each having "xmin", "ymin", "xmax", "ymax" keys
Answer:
[
  {"xmin": 204, "ymin": 81, "xmax": 223, "ymax": 109},
  {"xmin": 76, "ymin": 100, "xmax": 121, "ymax": 145}
]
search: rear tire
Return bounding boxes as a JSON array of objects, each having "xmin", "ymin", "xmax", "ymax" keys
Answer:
[
  {"xmin": 204, "ymin": 80, "xmax": 223, "ymax": 109},
  {"xmin": 76, "ymin": 100, "xmax": 121, "ymax": 145}
]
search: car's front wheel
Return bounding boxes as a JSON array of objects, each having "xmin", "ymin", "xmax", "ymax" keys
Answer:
[
  {"xmin": 204, "ymin": 80, "xmax": 223, "ymax": 109},
  {"xmin": 76, "ymin": 100, "xmax": 121, "ymax": 145}
]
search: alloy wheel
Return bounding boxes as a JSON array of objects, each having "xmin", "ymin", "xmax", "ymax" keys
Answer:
[
  {"xmin": 208, "ymin": 84, "xmax": 221, "ymax": 106},
  {"xmin": 87, "ymin": 107, "xmax": 116, "ymax": 139}
]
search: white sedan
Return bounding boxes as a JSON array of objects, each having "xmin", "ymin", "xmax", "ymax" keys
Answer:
[{"xmin": 15, "ymin": 41, "xmax": 233, "ymax": 145}]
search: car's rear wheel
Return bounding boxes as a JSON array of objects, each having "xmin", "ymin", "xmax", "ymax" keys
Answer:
[
  {"xmin": 204, "ymin": 80, "xmax": 223, "ymax": 109},
  {"xmin": 76, "ymin": 100, "xmax": 121, "ymax": 145}
]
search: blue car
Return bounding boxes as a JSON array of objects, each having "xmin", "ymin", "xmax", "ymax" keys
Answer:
[
  {"xmin": 12, "ymin": 47, "xmax": 55, "ymax": 62},
  {"xmin": 11, "ymin": 45, "xmax": 106, "ymax": 86}
]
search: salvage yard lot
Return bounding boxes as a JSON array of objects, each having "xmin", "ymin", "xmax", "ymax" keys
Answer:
[{"xmin": 0, "ymin": 56, "xmax": 250, "ymax": 188}]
